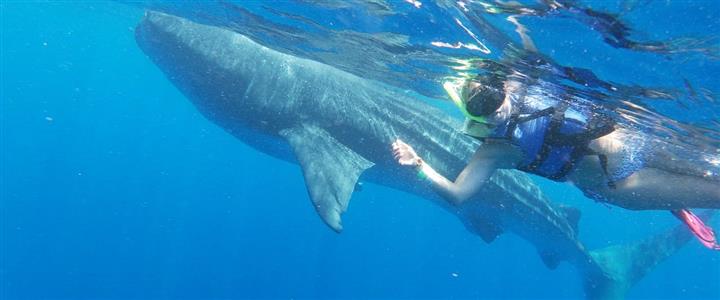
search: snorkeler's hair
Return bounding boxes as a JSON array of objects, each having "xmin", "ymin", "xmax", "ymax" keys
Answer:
[{"xmin": 463, "ymin": 73, "xmax": 506, "ymax": 117}]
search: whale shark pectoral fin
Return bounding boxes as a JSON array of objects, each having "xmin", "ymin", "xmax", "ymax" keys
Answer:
[{"xmin": 280, "ymin": 124, "xmax": 374, "ymax": 233}]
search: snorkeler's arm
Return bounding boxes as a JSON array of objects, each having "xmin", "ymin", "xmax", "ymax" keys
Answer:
[
  {"xmin": 393, "ymin": 139, "xmax": 519, "ymax": 206},
  {"xmin": 422, "ymin": 142, "xmax": 519, "ymax": 205}
]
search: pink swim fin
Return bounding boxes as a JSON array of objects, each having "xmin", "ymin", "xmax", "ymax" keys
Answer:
[{"xmin": 672, "ymin": 209, "xmax": 720, "ymax": 250}]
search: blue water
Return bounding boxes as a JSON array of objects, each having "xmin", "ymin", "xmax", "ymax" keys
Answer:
[{"xmin": 1, "ymin": 1, "xmax": 718, "ymax": 299}]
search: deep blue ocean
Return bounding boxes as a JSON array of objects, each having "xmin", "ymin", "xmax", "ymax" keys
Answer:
[{"xmin": 1, "ymin": 1, "xmax": 719, "ymax": 299}]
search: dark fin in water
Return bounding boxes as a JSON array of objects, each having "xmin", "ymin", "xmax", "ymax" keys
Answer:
[
  {"xmin": 474, "ymin": 222, "xmax": 503, "ymax": 243},
  {"xmin": 280, "ymin": 124, "xmax": 374, "ymax": 233},
  {"xmin": 559, "ymin": 205, "xmax": 581, "ymax": 233},
  {"xmin": 538, "ymin": 250, "xmax": 562, "ymax": 270},
  {"xmin": 584, "ymin": 210, "xmax": 716, "ymax": 299},
  {"xmin": 461, "ymin": 212, "xmax": 503, "ymax": 243}
]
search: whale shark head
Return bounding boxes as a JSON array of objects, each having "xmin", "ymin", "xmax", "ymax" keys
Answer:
[{"xmin": 135, "ymin": 11, "xmax": 297, "ymax": 132}]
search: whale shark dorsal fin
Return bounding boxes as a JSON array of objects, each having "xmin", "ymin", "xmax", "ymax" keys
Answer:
[{"xmin": 280, "ymin": 124, "xmax": 374, "ymax": 233}]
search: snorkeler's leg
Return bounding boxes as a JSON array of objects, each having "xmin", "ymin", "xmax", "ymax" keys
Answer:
[
  {"xmin": 644, "ymin": 145, "xmax": 719, "ymax": 179},
  {"xmin": 602, "ymin": 167, "xmax": 720, "ymax": 210}
]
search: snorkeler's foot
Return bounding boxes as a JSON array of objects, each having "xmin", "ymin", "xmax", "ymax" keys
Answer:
[{"xmin": 672, "ymin": 209, "xmax": 720, "ymax": 250}]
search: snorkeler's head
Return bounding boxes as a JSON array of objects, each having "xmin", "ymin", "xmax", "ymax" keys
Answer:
[
  {"xmin": 443, "ymin": 73, "xmax": 508, "ymax": 138},
  {"xmin": 445, "ymin": 73, "xmax": 507, "ymax": 139},
  {"xmin": 460, "ymin": 73, "xmax": 506, "ymax": 121}
]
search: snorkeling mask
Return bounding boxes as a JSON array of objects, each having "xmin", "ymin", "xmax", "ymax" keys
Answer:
[{"xmin": 444, "ymin": 73, "xmax": 506, "ymax": 138}]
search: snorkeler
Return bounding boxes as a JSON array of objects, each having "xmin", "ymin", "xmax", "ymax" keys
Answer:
[
  {"xmin": 392, "ymin": 14, "xmax": 719, "ymax": 249},
  {"xmin": 392, "ymin": 71, "xmax": 720, "ymax": 249}
]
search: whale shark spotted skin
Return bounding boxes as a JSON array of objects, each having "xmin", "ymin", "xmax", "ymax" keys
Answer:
[{"xmin": 135, "ymin": 11, "xmax": 707, "ymax": 299}]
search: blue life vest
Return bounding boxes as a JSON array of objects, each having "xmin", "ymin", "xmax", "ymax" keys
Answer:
[{"xmin": 484, "ymin": 103, "xmax": 616, "ymax": 182}]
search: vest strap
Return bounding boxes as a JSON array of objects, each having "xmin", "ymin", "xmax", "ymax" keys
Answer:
[{"xmin": 523, "ymin": 103, "xmax": 569, "ymax": 174}]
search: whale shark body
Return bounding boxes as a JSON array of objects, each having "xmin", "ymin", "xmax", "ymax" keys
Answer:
[{"xmin": 135, "ymin": 11, "xmax": 707, "ymax": 299}]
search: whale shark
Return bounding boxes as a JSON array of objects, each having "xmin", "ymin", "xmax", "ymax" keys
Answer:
[{"xmin": 134, "ymin": 11, "xmax": 709, "ymax": 299}]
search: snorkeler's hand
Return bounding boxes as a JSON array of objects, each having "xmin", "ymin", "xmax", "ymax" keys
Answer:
[{"xmin": 392, "ymin": 139, "xmax": 422, "ymax": 167}]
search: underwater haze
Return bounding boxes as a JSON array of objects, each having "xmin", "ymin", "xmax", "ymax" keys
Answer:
[{"xmin": 1, "ymin": 1, "xmax": 719, "ymax": 299}]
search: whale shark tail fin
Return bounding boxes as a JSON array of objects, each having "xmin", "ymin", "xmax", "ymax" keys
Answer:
[{"xmin": 583, "ymin": 210, "xmax": 716, "ymax": 299}]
